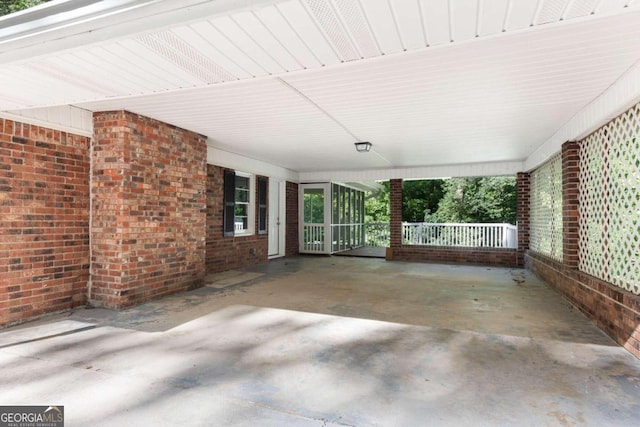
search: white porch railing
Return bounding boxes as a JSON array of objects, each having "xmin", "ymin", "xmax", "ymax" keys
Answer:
[
  {"xmin": 302, "ymin": 224, "xmax": 325, "ymax": 253},
  {"xmin": 365, "ymin": 222, "xmax": 391, "ymax": 247},
  {"xmin": 304, "ymin": 222, "xmax": 517, "ymax": 251},
  {"xmin": 402, "ymin": 222, "xmax": 517, "ymax": 248}
]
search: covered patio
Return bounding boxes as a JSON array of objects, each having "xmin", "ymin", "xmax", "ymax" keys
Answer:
[
  {"xmin": 2, "ymin": 257, "xmax": 639, "ymax": 426},
  {"xmin": 1, "ymin": 1, "xmax": 640, "ymax": 424}
]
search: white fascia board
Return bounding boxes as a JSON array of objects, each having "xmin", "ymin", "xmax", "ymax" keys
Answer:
[
  {"xmin": 299, "ymin": 161, "xmax": 525, "ymax": 182},
  {"xmin": 340, "ymin": 181, "xmax": 385, "ymax": 193},
  {"xmin": 327, "ymin": 181, "xmax": 385, "ymax": 193},
  {"xmin": 525, "ymin": 60, "xmax": 640, "ymax": 171},
  {"xmin": 0, "ymin": 0, "xmax": 280, "ymax": 64},
  {"xmin": 207, "ymin": 145, "xmax": 299, "ymax": 182},
  {"xmin": 0, "ymin": 105, "xmax": 93, "ymax": 137}
]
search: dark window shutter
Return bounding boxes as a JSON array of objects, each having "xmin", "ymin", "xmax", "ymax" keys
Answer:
[
  {"xmin": 223, "ymin": 169, "xmax": 236, "ymax": 236},
  {"xmin": 258, "ymin": 177, "xmax": 268, "ymax": 234}
]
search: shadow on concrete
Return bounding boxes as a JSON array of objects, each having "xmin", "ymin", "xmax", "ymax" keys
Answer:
[{"xmin": 2, "ymin": 302, "xmax": 639, "ymax": 426}]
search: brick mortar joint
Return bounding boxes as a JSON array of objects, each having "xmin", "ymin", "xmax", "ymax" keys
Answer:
[{"xmin": 527, "ymin": 253, "xmax": 640, "ymax": 318}]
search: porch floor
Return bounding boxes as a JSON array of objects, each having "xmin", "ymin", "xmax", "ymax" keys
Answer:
[
  {"xmin": 1, "ymin": 257, "xmax": 639, "ymax": 426},
  {"xmin": 334, "ymin": 246, "xmax": 386, "ymax": 258}
]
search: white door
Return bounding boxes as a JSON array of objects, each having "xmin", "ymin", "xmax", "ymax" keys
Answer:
[
  {"xmin": 299, "ymin": 183, "xmax": 331, "ymax": 254},
  {"xmin": 268, "ymin": 180, "xmax": 282, "ymax": 257}
]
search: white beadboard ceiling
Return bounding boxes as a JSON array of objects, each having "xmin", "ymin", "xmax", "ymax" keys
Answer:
[{"xmin": 1, "ymin": 0, "xmax": 640, "ymax": 176}]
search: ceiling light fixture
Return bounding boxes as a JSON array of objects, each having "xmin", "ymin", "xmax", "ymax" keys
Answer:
[{"xmin": 354, "ymin": 142, "xmax": 372, "ymax": 152}]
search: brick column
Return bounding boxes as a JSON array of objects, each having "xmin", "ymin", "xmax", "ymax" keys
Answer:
[
  {"xmin": 516, "ymin": 172, "xmax": 530, "ymax": 267},
  {"xmin": 562, "ymin": 141, "xmax": 580, "ymax": 269},
  {"xmin": 91, "ymin": 111, "xmax": 207, "ymax": 309},
  {"xmin": 285, "ymin": 182, "xmax": 299, "ymax": 257},
  {"xmin": 386, "ymin": 179, "xmax": 403, "ymax": 259}
]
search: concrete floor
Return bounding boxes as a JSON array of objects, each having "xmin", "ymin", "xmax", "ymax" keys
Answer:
[
  {"xmin": 334, "ymin": 246, "xmax": 386, "ymax": 258},
  {"xmin": 1, "ymin": 257, "xmax": 639, "ymax": 426}
]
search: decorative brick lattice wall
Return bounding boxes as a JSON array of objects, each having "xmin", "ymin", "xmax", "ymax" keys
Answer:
[
  {"xmin": 526, "ymin": 108, "xmax": 640, "ymax": 359},
  {"xmin": 579, "ymin": 104, "xmax": 640, "ymax": 295},
  {"xmin": 92, "ymin": 111, "xmax": 207, "ymax": 308},
  {"xmin": 205, "ymin": 165, "xmax": 268, "ymax": 273},
  {"xmin": 0, "ymin": 119, "xmax": 90, "ymax": 326},
  {"xmin": 530, "ymin": 152, "xmax": 563, "ymax": 261}
]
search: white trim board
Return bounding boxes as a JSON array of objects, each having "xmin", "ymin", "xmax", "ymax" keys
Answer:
[
  {"xmin": 1, "ymin": 105, "xmax": 93, "ymax": 137},
  {"xmin": 299, "ymin": 161, "xmax": 524, "ymax": 182},
  {"xmin": 207, "ymin": 145, "xmax": 299, "ymax": 182}
]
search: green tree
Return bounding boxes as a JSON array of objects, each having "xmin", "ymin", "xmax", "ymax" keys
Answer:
[
  {"xmin": 436, "ymin": 177, "xmax": 516, "ymax": 224},
  {"xmin": 364, "ymin": 181, "xmax": 390, "ymax": 223},
  {"xmin": 303, "ymin": 189, "xmax": 325, "ymax": 223},
  {"xmin": 364, "ymin": 177, "xmax": 516, "ymax": 224},
  {"xmin": 402, "ymin": 179, "xmax": 444, "ymax": 222},
  {"xmin": 0, "ymin": 0, "xmax": 48, "ymax": 16}
]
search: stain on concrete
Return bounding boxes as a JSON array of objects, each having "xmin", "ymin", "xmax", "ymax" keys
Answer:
[
  {"xmin": 206, "ymin": 271, "xmax": 265, "ymax": 289},
  {"xmin": 2, "ymin": 257, "xmax": 639, "ymax": 426}
]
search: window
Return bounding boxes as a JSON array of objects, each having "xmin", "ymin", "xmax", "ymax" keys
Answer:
[
  {"xmin": 234, "ymin": 174, "xmax": 251, "ymax": 232},
  {"xmin": 223, "ymin": 170, "xmax": 255, "ymax": 236},
  {"xmin": 258, "ymin": 177, "xmax": 268, "ymax": 234}
]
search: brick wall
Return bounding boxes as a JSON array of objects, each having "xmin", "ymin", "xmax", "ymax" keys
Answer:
[
  {"xmin": 516, "ymin": 172, "xmax": 530, "ymax": 267},
  {"xmin": 389, "ymin": 246, "xmax": 518, "ymax": 267},
  {"xmin": 285, "ymin": 181, "xmax": 298, "ymax": 257},
  {"xmin": 91, "ymin": 111, "xmax": 206, "ymax": 309},
  {"xmin": 2, "ymin": 111, "xmax": 296, "ymax": 324},
  {"xmin": 206, "ymin": 165, "xmax": 268, "ymax": 273},
  {"xmin": 0, "ymin": 119, "xmax": 90, "ymax": 327},
  {"xmin": 527, "ymin": 252, "xmax": 640, "ymax": 358}
]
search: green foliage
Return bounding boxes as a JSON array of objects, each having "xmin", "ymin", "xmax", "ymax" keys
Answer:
[
  {"xmin": 364, "ymin": 181, "xmax": 390, "ymax": 223},
  {"xmin": 402, "ymin": 179, "xmax": 444, "ymax": 222},
  {"xmin": 364, "ymin": 177, "xmax": 517, "ymax": 224},
  {"xmin": 436, "ymin": 177, "xmax": 517, "ymax": 224},
  {"xmin": 303, "ymin": 190, "xmax": 325, "ymax": 223},
  {"xmin": 0, "ymin": 0, "xmax": 48, "ymax": 16}
]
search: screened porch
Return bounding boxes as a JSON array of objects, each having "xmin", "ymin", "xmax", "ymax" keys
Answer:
[{"xmin": 300, "ymin": 183, "xmax": 365, "ymax": 254}]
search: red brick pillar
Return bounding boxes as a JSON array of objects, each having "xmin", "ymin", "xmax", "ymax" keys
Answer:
[
  {"xmin": 516, "ymin": 172, "xmax": 530, "ymax": 267},
  {"xmin": 91, "ymin": 111, "xmax": 207, "ymax": 309},
  {"xmin": 386, "ymin": 179, "xmax": 403, "ymax": 260},
  {"xmin": 285, "ymin": 182, "xmax": 299, "ymax": 257},
  {"xmin": 562, "ymin": 141, "xmax": 580, "ymax": 269}
]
